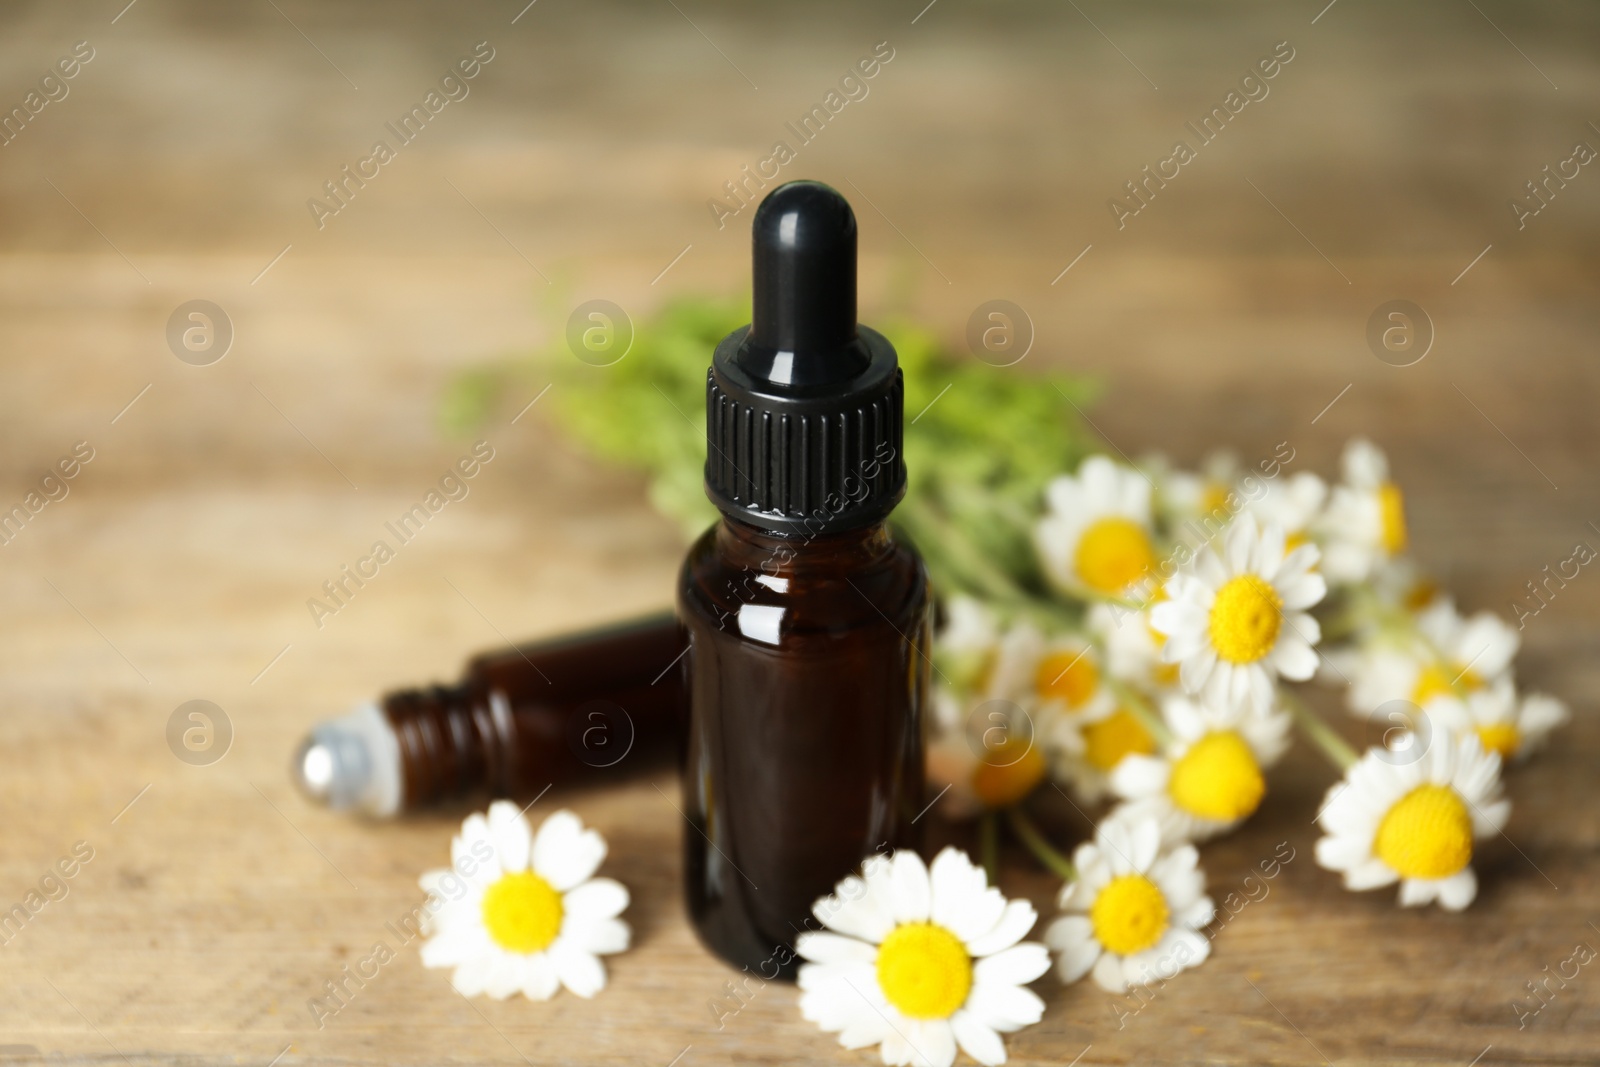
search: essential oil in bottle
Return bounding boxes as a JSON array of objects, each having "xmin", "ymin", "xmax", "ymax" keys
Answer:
[
  {"xmin": 678, "ymin": 180, "xmax": 932, "ymax": 978},
  {"xmin": 291, "ymin": 612, "xmax": 687, "ymax": 816}
]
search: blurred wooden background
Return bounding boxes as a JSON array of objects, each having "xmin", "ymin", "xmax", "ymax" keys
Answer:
[{"xmin": 0, "ymin": 1, "xmax": 1596, "ymax": 1064}]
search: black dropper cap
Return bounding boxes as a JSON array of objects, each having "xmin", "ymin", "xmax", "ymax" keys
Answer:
[{"xmin": 704, "ymin": 180, "xmax": 905, "ymax": 535}]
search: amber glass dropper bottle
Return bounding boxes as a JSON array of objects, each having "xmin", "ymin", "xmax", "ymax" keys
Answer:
[
  {"xmin": 679, "ymin": 180, "xmax": 932, "ymax": 978},
  {"xmin": 291, "ymin": 612, "xmax": 687, "ymax": 816}
]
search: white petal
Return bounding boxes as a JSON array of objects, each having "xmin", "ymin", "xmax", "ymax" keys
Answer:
[
  {"xmin": 454, "ymin": 813, "xmax": 494, "ymax": 873},
  {"xmin": 564, "ymin": 916, "xmax": 630, "ymax": 955},
  {"xmin": 906, "ymin": 1018, "xmax": 958, "ymax": 1067},
  {"xmin": 881, "ymin": 1023, "xmax": 917, "ymax": 1067},
  {"xmin": 1128, "ymin": 817, "xmax": 1161, "ymax": 873},
  {"xmin": 1457, "ymin": 614, "xmax": 1518, "ymax": 677},
  {"xmin": 420, "ymin": 925, "xmax": 489, "ymax": 968},
  {"xmin": 1043, "ymin": 914, "xmax": 1091, "ymax": 950},
  {"xmin": 1049, "ymin": 925, "xmax": 1100, "ymax": 984},
  {"xmin": 1314, "ymin": 833, "xmax": 1371, "ymax": 872},
  {"xmin": 966, "ymin": 901, "xmax": 1038, "ymax": 957},
  {"xmin": 1149, "ymin": 601, "xmax": 1183, "ymax": 637},
  {"xmin": 1096, "ymin": 820, "xmax": 1138, "ymax": 877},
  {"xmin": 1519, "ymin": 693, "xmax": 1568, "ymax": 738},
  {"xmin": 481, "ymin": 951, "xmax": 525, "ymax": 1000},
  {"xmin": 563, "ymin": 877, "xmax": 630, "ymax": 921},
  {"xmin": 798, "ymin": 961, "xmax": 877, "ymax": 1011},
  {"xmin": 1397, "ymin": 878, "xmax": 1438, "ymax": 908},
  {"xmin": 1344, "ymin": 858, "xmax": 1400, "ymax": 890},
  {"xmin": 1091, "ymin": 951, "xmax": 1128, "ymax": 993},
  {"xmin": 837, "ymin": 1013, "xmax": 892, "ymax": 1050},
  {"xmin": 487, "ymin": 800, "xmax": 533, "ymax": 873},
  {"xmin": 1178, "ymin": 895, "xmax": 1215, "ymax": 928},
  {"xmin": 1180, "ymin": 647, "xmax": 1219, "ymax": 694},
  {"xmin": 966, "ymin": 982, "xmax": 1045, "ymax": 1032},
  {"xmin": 888, "ymin": 849, "xmax": 933, "ymax": 922},
  {"xmin": 1255, "ymin": 522, "xmax": 1287, "ymax": 575},
  {"xmin": 1161, "ymin": 697, "xmax": 1206, "ymax": 740},
  {"xmin": 795, "ymin": 930, "xmax": 877, "ymax": 965},
  {"xmin": 1269, "ymin": 637, "xmax": 1319, "ymax": 682},
  {"xmin": 816, "ymin": 878, "xmax": 895, "ymax": 943},
  {"xmin": 1225, "ymin": 514, "xmax": 1257, "ymax": 572},
  {"xmin": 522, "ymin": 953, "xmax": 560, "ymax": 999},
  {"xmin": 451, "ymin": 957, "xmax": 493, "ymax": 998},
  {"xmin": 1472, "ymin": 798, "xmax": 1512, "ymax": 836},
  {"xmin": 1069, "ymin": 844, "xmax": 1110, "ymax": 896},
  {"xmin": 1168, "ymin": 926, "xmax": 1211, "ymax": 968},
  {"xmin": 1436, "ymin": 869, "xmax": 1478, "ymax": 911},
  {"xmin": 1110, "ymin": 755, "xmax": 1169, "ymax": 800},
  {"xmin": 931, "ymin": 847, "xmax": 1003, "ymax": 940},
  {"xmin": 551, "ymin": 942, "xmax": 607, "ymax": 997},
  {"xmin": 950, "ymin": 1010, "xmax": 1008, "ymax": 1067},
  {"xmin": 1278, "ymin": 572, "xmax": 1327, "ymax": 612},
  {"xmin": 1196, "ymin": 549, "xmax": 1229, "ymax": 588},
  {"xmin": 1149, "ymin": 844, "xmax": 1205, "ymax": 909},
  {"xmin": 973, "ymin": 942, "xmax": 1050, "ymax": 987},
  {"xmin": 532, "ymin": 810, "xmax": 607, "ymax": 891}
]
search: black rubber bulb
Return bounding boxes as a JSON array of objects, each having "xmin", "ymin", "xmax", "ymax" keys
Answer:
[
  {"xmin": 704, "ymin": 177, "xmax": 903, "ymax": 532},
  {"xmin": 740, "ymin": 180, "xmax": 869, "ymax": 389}
]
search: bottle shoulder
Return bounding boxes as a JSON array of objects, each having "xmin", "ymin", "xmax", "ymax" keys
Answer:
[{"xmin": 677, "ymin": 521, "xmax": 930, "ymax": 641}]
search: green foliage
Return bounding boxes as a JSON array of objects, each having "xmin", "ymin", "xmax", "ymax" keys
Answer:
[{"xmin": 440, "ymin": 295, "xmax": 1104, "ymax": 606}]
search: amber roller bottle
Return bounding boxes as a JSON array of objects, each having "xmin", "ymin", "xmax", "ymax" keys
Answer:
[
  {"xmin": 291, "ymin": 613, "xmax": 687, "ymax": 816},
  {"xmin": 678, "ymin": 180, "xmax": 932, "ymax": 977}
]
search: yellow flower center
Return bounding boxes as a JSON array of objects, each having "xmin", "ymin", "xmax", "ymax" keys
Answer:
[
  {"xmin": 1285, "ymin": 530, "xmax": 1310, "ymax": 552},
  {"xmin": 1475, "ymin": 722, "xmax": 1520, "ymax": 760},
  {"xmin": 1074, "ymin": 517, "xmax": 1156, "ymax": 595},
  {"xmin": 1082, "ymin": 708, "xmax": 1156, "ymax": 771},
  {"xmin": 1152, "ymin": 661, "xmax": 1181, "ymax": 687},
  {"xmin": 1167, "ymin": 730, "xmax": 1265, "ymax": 822},
  {"xmin": 481, "ymin": 870, "xmax": 564, "ymax": 954},
  {"xmin": 1403, "ymin": 578, "xmax": 1440, "ymax": 612},
  {"xmin": 1091, "ymin": 874, "xmax": 1169, "ymax": 956},
  {"xmin": 875, "ymin": 922, "xmax": 973, "ymax": 1019},
  {"xmin": 1373, "ymin": 784, "xmax": 1473, "ymax": 879},
  {"xmin": 971, "ymin": 740, "xmax": 1047, "ymax": 809},
  {"xmin": 1411, "ymin": 663, "xmax": 1482, "ymax": 705},
  {"xmin": 1207, "ymin": 574, "xmax": 1283, "ymax": 664},
  {"xmin": 1379, "ymin": 482, "xmax": 1407, "ymax": 556},
  {"xmin": 1035, "ymin": 650, "xmax": 1100, "ymax": 709},
  {"xmin": 1200, "ymin": 482, "xmax": 1231, "ymax": 517}
]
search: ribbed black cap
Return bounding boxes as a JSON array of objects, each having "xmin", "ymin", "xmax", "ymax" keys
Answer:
[{"xmin": 704, "ymin": 180, "xmax": 906, "ymax": 535}]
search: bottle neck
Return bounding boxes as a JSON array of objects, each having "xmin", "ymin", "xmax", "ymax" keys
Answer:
[{"xmin": 713, "ymin": 513, "xmax": 894, "ymax": 573}]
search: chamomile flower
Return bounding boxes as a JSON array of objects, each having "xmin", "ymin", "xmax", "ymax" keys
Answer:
[
  {"xmin": 1045, "ymin": 815, "xmax": 1214, "ymax": 993},
  {"xmin": 1036, "ymin": 456, "xmax": 1158, "ymax": 599},
  {"xmin": 1156, "ymin": 450, "xmax": 1241, "ymax": 528},
  {"xmin": 1108, "ymin": 695, "xmax": 1291, "ymax": 845},
  {"xmin": 1423, "ymin": 683, "xmax": 1569, "ymax": 763},
  {"xmin": 1151, "ymin": 515, "xmax": 1327, "ymax": 714},
  {"xmin": 985, "ymin": 624, "xmax": 1116, "ymax": 721},
  {"xmin": 1314, "ymin": 734, "xmax": 1509, "ymax": 910},
  {"xmin": 926, "ymin": 691, "xmax": 1050, "ymax": 817},
  {"xmin": 1414, "ymin": 599, "xmax": 1520, "ymax": 694},
  {"xmin": 419, "ymin": 803, "xmax": 630, "ymax": 1000},
  {"xmin": 1370, "ymin": 557, "xmax": 1443, "ymax": 614},
  {"xmin": 1318, "ymin": 438, "xmax": 1408, "ymax": 584},
  {"xmin": 1244, "ymin": 471, "xmax": 1328, "ymax": 551},
  {"xmin": 796, "ymin": 848, "xmax": 1050, "ymax": 1067},
  {"xmin": 1346, "ymin": 599, "xmax": 1520, "ymax": 716},
  {"xmin": 1050, "ymin": 702, "xmax": 1162, "ymax": 805},
  {"xmin": 1088, "ymin": 600, "xmax": 1183, "ymax": 693}
]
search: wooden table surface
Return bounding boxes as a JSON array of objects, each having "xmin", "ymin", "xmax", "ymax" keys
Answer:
[{"xmin": 1, "ymin": 1, "xmax": 1597, "ymax": 1064}]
